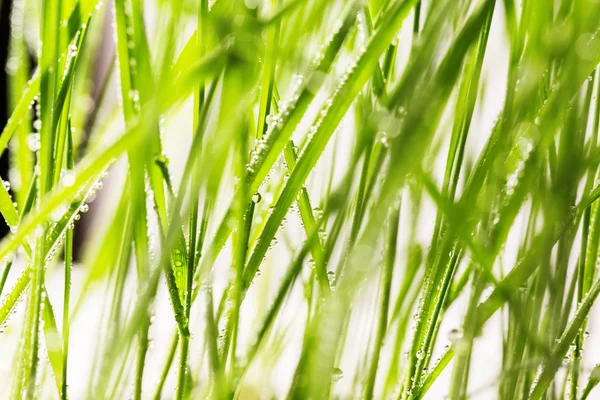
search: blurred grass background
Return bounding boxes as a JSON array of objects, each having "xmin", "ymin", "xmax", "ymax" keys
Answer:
[{"xmin": 3, "ymin": 0, "xmax": 600, "ymax": 399}]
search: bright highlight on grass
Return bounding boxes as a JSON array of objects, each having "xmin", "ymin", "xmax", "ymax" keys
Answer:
[{"xmin": 2, "ymin": 0, "xmax": 600, "ymax": 398}]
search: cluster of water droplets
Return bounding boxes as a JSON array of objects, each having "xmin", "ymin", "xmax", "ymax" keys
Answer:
[
  {"xmin": 0, "ymin": 178, "xmax": 20, "ymax": 235},
  {"xmin": 129, "ymin": 89, "xmax": 141, "ymax": 113},
  {"xmin": 307, "ymin": 18, "xmax": 344, "ymax": 72},
  {"xmin": 145, "ymin": 174, "xmax": 161, "ymax": 262},
  {"xmin": 109, "ymin": 0, "xmax": 140, "ymax": 112},
  {"xmin": 217, "ymin": 313, "xmax": 230, "ymax": 355},
  {"xmin": 5, "ymin": 0, "xmax": 26, "ymax": 76},
  {"xmin": 27, "ymin": 97, "xmax": 42, "ymax": 153},
  {"xmin": 246, "ymin": 16, "xmax": 351, "ymax": 181},
  {"xmin": 247, "ymin": 75, "xmax": 304, "ymax": 180},
  {"xmin": 0, "ymin": 268, "xmax": 23, "ymax": 333},
  {"xmin": 62, "ymin": 40, "xmax": 80, "ymax": 81},
  {"xmin": 326, "ymin": 270, "xmax": 336, "ymax": 290},
  {"xmin": 172, "ymin": 247, "xmax": 185, "ymax": 282},
  {"xmin": 302, "ymin": 51, "xmax": 366, "ymax": 163},
  {"xmin": 562, "ymin": 344, "xmax": 575, "ymax": 366},
  {"xmin": 42, "ymin": 169, "xmax": 107, "ymax": 266},
  {"xmin": 123, "ymin": 0, "xmax": 138, "ymax": 74},
  {"xmin": 504, "ymin": 126, "xmax": 536, "ymax": 199}
]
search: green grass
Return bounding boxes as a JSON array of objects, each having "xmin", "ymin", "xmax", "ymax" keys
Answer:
[{"xmin": 2, "ymin": 0, "xmax": 600, "ymax": 398}]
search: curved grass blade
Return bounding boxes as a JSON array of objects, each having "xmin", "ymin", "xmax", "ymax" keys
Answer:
[
  {"xmin": 529, "ymin": 275, "xmax": 600, "ymax": 399},
  {"xmin": 194, "ymin": 4, "xmax": 358, "ymax": 296},
  {"xmin": 243, "ymin": 0, "xmax": 419, "ymax": 290},
  {"xmin": 0, "ymin": 70, "xmax": 40, "ymax": 157},
  {"xmin": 581, "ymin": 364, "xmax": 600, "ymax": 400}
]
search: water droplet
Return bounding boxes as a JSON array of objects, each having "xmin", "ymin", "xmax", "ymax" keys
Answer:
[
  {"xmin": 448, "ymin": 328, "xmax": 463, "ymax": 342},
  {"xmin": 252, "ymin": 192, "xmax": 262, "ymax": 203},
  {"xmin": 62, "ymin": 171, "xmax": 75, "ymax": 187},
  {"xmin": 313, "ymin": 207, "xmax": 323, "ymax": 220},
  {"xmin": 129, "ymin": 89, "xmax": 140, "ymax": 104},
  {"xmin": 332, "ymin": 367, "xmax": 344, "ymax": 382},
  {"xmin": 155, "ymin": 153, "xmax": 169, "ymax": 165},
  {"xmin": 27, "ymin": 133, "xmax": 41, "ymax": 151},
  {"xmin": 327, "ymin": 271, "xmax": 336, "ymax": 289}
]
